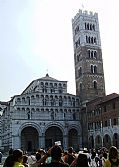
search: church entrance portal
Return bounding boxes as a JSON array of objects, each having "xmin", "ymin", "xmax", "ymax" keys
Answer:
[
  {"xmin": 45, "ymin": 126, "xmax": 63, "ymax": 149},
  {"xmin": 21, "ymin": 126, "xmax": 39, "ymax": 153},
  {"xmin": 68, "ymin": 128, "xmax": 78, "ymax": 150}
]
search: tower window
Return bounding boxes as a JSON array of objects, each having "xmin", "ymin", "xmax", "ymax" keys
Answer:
[
  {"xmin": 90, "ymin": 24, "xmax": 92, "ymax": 30},
  {"xmin": 94, "ymin": 51, "xmax": 97, "ymax": 59},
  {"xmin": 91, "ymin": 51, "xmax": 93, "ymax": 58},
  {"xmin": 77, "ymin": 55, "xmax": 79, "ymax": 62},
  {"xmin": 94, "ymin": 37, "xmax": 97, "ymax": 44},
  {"xmin": 86, "ymin": 36, "xmax": 88, "ymax": 43},
  {"xmin": 91, "ymin": 65, "xmax": 97, "ymax": 74},
  {"xmin": 91, "ymin": 37, "xmax": 93, "ymax": 44},
  {"xmin": 91, "ymin": 65, "xmax": 93, "ymax": 73},
  {"xmin": 92, "ymin": 24, "xmax": 95, "ymax": 31},
  {"xmin": 78, "ymin": 67, "xmax": 82, "ymax": 77},
  {"xmin": 87, "ymin": 23, "xmax": 89, "ymax": 30},
  {"xmin": 93, "ymin": 81, "xmax": 97, "ymax": 89},
  {"xmin": 88, "ymin": 50, "xmax": 90, "ymax": 58},
  {"xmin": 94, "ymin": 66, "xmax": 97, "ymax": 74},
  {"xmin": 85, "ymin": 22, "xmax": 87, "ymax": 30},
  {"xmin": 79, "ymin": 83, "xmax": 82, "ymax": 91}
]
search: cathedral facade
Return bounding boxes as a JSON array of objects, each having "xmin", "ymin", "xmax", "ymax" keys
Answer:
[{"xmin": 0, "ymin": 74, "xmax": 81, "ymax": 152}]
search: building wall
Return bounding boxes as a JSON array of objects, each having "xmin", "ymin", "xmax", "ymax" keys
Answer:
[{"xmin": 87, "ymin": 94, "xmax": 119, "ymax": 149}]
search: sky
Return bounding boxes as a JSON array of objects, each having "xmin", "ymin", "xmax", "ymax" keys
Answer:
[{"xmin": 0, "ymin": 0, "xmax": 119, "ymax": 101}]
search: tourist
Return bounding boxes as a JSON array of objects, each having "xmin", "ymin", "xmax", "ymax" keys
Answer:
[
  {"xmin": 12, "ymin": 149, "xmax": 24, "ymax": 167},
  {"xmin": 104, "ymin": 146, "xmax": 119, "ymax": 167},
  {"xmin": 3, "ymin": 148, "xmax": 14, "ymax": 167},
  {"xmin": 64, "ymin": 147, "xmax": 75, "ymax": 165},
  {"xmin": 30, "ymin": 152, "xmax": 41, "ymax": 167},
  {"xmin": 70, "ymin": 153, "xmax": 89, "ymax": 167},
  {"xmin": 40, "ymin": 145, "xmax": 69, "ymax": 167},
  {"xmin": 23, "ymin": 155, "xmax": 29, "ymax": 167}
]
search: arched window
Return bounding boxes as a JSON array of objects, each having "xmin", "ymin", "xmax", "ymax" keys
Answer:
[
  {"xmin": 79, "ymin": 83, "xmax": 82, "ymax": 91},
  {"xmin": 88, "ymin": 36, "xmax": 90, "ymax": 43},
  {"xmin": 51, "ymin": 111, "xmax": 54, "ymax": 120},
  {"xmin": 94, "ymin": 66, "xmax": 97, "ymax": 74},
  {"xmin": 94, "ymin": 37, "xmax": 97, "ymax": 44},
  {"xmin": 94, "ymin": 81, "xmax": 97, "ymax": 89},
  {"xmin": 92, "ymin": 24, "xmax": 95, "ymax": 31},
  {"xmin": 87, "ymin": 23, "xmax": 89, "ymax": 30},
  {"xmin": 94, "ymin": 51, "xmax": 97, "ymax": 59},
  {"xmin": 91, "ymin": 65, "xmax": 93, "ymax": 73},
  {"xmin": 78, "ymin": 67, "xmax": 82, "ymax": 77},
  {"xmin": 73, "ymin": 113, "xmax": 76, "ymax": 120},
  {"xmin": 86, "ymin": 36, "xmax": 88, "ymax": 43},
  {"xmin": 91, "ymin": 51, "xmax": 93, "ymax": 58},
  {"xmin": 90, "ymin": 24, "xmax": 92, "ymax": 30},
  {"xmin": 91, "ymin": 37, "xmax": 93, "ymax": 44},
  {"xmin": 85, "ymin": 22, "xmax": 87, "ymax": 29},
  {"xmin": 88, "ymin": 50, "xmax": 90, "ymax": 58},
  {"xmin": 77, "ymin": 55, "xmax": 79, "ymax": 62}
]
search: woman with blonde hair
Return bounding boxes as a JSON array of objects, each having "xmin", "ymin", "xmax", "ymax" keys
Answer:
[{"xmin": 104, "ymin": 146, "xmax": 119, "ymax": 167}]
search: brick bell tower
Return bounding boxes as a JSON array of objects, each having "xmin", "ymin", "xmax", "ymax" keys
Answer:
[{"xmin": 72, "ymin": 9, "xmax": 106, "ymax": 103}]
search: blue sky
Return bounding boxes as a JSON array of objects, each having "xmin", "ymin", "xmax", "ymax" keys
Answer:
[{"xmin": 0, "ymin": 0, "xmax": 119, "ymax": 101}]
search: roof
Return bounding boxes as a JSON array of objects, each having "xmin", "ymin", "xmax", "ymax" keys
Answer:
[
  {"xmin": 99, "ymin": 93, "xmax": 119, "ymax": 104},
  {"xmin": 21, "ymin": 74, "xmax": 67, "ymax": 95},
  {"xmin": 39, "ymin": 73, "xmax": 59, "ymax": 81}
]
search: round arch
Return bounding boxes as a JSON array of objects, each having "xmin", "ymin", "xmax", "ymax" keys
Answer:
[
  {"xmin": 95, "ymin": 135, "xmax": 102, "ymax": 148},
  {"xmin": 103, "ymin": 134, "xmax": 111, "ymax": 149},
  {"xmin": 45, "ymin": 126, "xmax": 63, "ymax": 149},
  {"xmin": 68, "ymin": 128, "xmax": 78, "ymax": 150},
  {"xmin": 21, "ymin": 126, "xmax": 39, "ymax": 153},
  {"xmin": 88, "ymin": 135, "xmax": 94, "ymax": 149},
  {"xmin": 113, "ymin": 133, "xmax": 119, "ymax": 149}
]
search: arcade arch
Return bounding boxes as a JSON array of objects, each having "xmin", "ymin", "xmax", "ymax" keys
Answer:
[
  {"xmin": 21, "ymin": 126, "xmax": 39, "ymax": 152},
  {"xmin": 103, "ymin": 134, "xmax": 111, "ymax": 149},
  {"xmin": 68, "ymin": 128, "xmax": 78, "ymax": 150},
  {"xmin": 45, "ymin": 126, "xmax": 63, "ymax": 149}
]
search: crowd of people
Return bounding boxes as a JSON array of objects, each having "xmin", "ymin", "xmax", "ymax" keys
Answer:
[{"xmin": 1, "ymin": 145, "xmax": 119, "ymax": 167}]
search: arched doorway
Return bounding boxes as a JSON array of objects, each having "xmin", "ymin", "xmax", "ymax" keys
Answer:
[
  {"xmin": 95, "ymin": 135, "xmax": 102, "ymax": 148},
  {"xmin": 45, "ymin": 126, "xmax": 63, "ymax": 149},
  {"xmin": 88, "ymin": 135, "xmax": 94, "ymax": 149},
  {"xmin": 68, "ymin": 128, "xmax": 78, "ymax": 150},
  {"xmin": 103, "ymin": 134, "xmax": 111, "ymax": 149},
  {"xmin": 113, "ymin": 133, "xmax": 119, "ymax": 149},
  {"xmin": 21, "ymin": 126, "xmax": 39, "ymax": 153}
]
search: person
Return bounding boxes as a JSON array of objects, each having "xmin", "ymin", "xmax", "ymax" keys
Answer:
[
  {"xmin": 64, "ymin": 147, "xmax": 75, "ymax": 165},
  {"xmin": 70, "ymin": 153, "xmax": 89, "ymax": 167},
  {"xmin": 40, "ymin": 145, "xmax": 69, "ymax": 167},
  {"xmin": 104, "ymin": 146, "xmax": 119, "ymax": 167},
  {"xmin": 37, "ymin": 149, "xmax": 46, "ymax": 158},
  {"xmin": 0, "ymin": 151, "xmax": 2, "ymax": 164},
  {"xmin": 89, "ymin": 150, "xmax": 100, "ymax": 167},
  {"xmin": 30, "ymin": 152, "xmax": 41, "ymax": 167},
  {"xmin": 23, "ymin": 155, "xmax": 29, "ymax": 167},
  {"xmin": 99, "ymin": 152, "xmax": 107, "ymax": 167},
  {"xmin": 3, "ymin": 148, "xmax": 14, "ymax": 167},
  {"xmin": 12, "ymin": 149, "xmax": 24, "ymax": 167}
]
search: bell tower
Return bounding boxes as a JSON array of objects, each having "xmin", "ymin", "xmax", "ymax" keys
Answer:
[{"xmin": 72, "ymin": 10, "xmax": 106, "ymax": 103}]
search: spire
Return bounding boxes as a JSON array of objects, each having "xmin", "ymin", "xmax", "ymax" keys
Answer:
[{"xmin": 46, "ymin": 73, "xmax": 49, "ymax": 77}]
